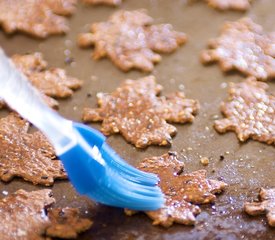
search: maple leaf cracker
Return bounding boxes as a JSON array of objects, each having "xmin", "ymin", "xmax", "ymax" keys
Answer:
[
  {"xmin": 0, "ymin": 0, "xmax": 77, "ymax": 38},
  {"xmin": 78, "ymin": 9, "xmax": 187, "ymax": 72},
  {"xmin": 201, "ymin": 18, "xmax": 275, "ymax": 81},
  {"xmin": 0, "ymin": 114, "xmax": 67, "ymax": 185},
  {"xmin": 214, "ymin": 77, "xmax": 275, "ymax": 145},
  {"xmin": 83, "ymin": 76, "xmax": 199, "ymax": 148},
  {"xmin": 125, "ymin": 152, "xmax": 227, "ymax": 227}
]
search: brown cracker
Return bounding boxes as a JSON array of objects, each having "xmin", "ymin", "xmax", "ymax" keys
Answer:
[
  {"xmin": 201, "ymin": 18, "xmax": 275, "ymax": 81},
  {"xmin": 206, "ymin": 0, "xmax": 253, "ymax": 11},
  {"xmin": 0, "ymin": 189, "xmax": 93, "ymax": 240},
  {"xmin": 0, "ymin": 189, "xmax": 55, "ymax": 240},
  {"xmin": 12, "ymin": 52, "xmax": 83, "ymax": 98},
  {"xmin": 214, "ymin": 77, "xmax": 275, "ymax": 145},
  {"xmin": 78, "ymin": 9, "xmax": 187, "ymax": 72},
  {"xmin": 82, "ymin": 0, "xmax": 122, "ymax": 5},
  {"xmin": 82, "ymin": 76, "xmax": 199, "ymax": 148},
  {"xmin": 125, "ymin": 152, "xmax": 227, "ymax": 227},
  {"xmin": 0, "ymin": 113, "xmax": 67, "ymax": 186},
  {"xmin": 0, "ymin": 0, "xmax": 77, "ymax": 38},
  {"xmin": 46, "ymin": 208, "xmax": 93, "ymax": 239},
  {"xmin": 0, "ymin": 52, "xmax": 81, "ymax": 111},
  {"xmin": 245, "ymin": 188, "xmax": 275, "ymax": 227}
]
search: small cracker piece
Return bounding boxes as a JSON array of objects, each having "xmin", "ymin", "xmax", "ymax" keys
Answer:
[
  {"xmin": 0, "ymin": 113, "xmax": 67, "ymax": 186},
  {"xmin": 46, "ymin": 208, "xmax": 93, "ymax": 239},
  {"xmin": 206, "ymin": 0, "xmax": 253, "ymax": 11},
  {"xmin": 82, "ymin": 0, "xmax": 122, "ymax": 6},
  {"xmin": 214, "ymin": 77, "xmax": 275, "ymax": 145},
  {"xmin": 83, "ymin": 76, "xmax": 199, "ymax": 148},
  {"xmin": 12, "ymin": 52, "xmax": 83, "ymax": 98},
  {"xmin": 244, "ymin": 188, "xmax": 275, "ymax": 227},
  {"xmin": 201, "ymin": 18, "xmax": 275, "ymax": 81},
  {"xmin": 78, "ymin": 9, "xmax": 187, "ymax": 72},
  {"xmin": 0, "ymin": 189, "xmax": 55, "ymax": 240},
  {"xmin": 125, "ymin": 152, "xmax": 227, "ymax": 227},
  {"xmin": 0, "ymin": 0, "xmax": 77, "ymax": 38}
]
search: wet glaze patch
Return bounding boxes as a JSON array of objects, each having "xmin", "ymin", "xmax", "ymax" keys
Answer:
[
  {"xmin": 125, "ymin": 152, "xmax": 227, "ymax": 227},
  {"xmin": 82, "ymin": 0, "xmax": 122, "ymax": 5},
  {"xmin": 78, "ymin": 9, "xmax": 187, "ymax": 72},
  {"xmin": 214, "ymin": 77, "xmax": 275, "ymax": 145},
  {"xmin": 0, "ymin": 0, "xmax": 77, "ymax": 38},
  {"xmin": 245, "ymin": 188, "xmax": 275, "ymax": 227},
  {"xmin": 83, "ymin": 76, "xmax": 199, "ymax": 148},
  {"xmin": 46, "ymin": 208, "xmax": 93, "ymax": 238},
  {"xmin": 12, "ymin": 52, "xmax": 83, "ymax": 99},
  {"xmin": 201, "ymin": 18, "xmax": 275, "ymax": 81},
  {"xmin": 0, "ymin": 113, "xmax": 67, "ymax": 186},
  {"xmin": 0, "ymin": 189, "xmax": 55, "ymax": 240},
  {"xmin": 206, "ymin": 0, "xmax": 253, "ymax": 11}
]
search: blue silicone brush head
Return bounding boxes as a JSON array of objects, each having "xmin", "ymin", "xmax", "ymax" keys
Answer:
[{"xmin": 59, "ymin": 123, "xmax": 164, "ymax": 211}]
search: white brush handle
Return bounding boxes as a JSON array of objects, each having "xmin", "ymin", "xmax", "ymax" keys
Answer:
[{"xmin": 0, "ymin": 49, "xmax": 76, "ymax": 155}]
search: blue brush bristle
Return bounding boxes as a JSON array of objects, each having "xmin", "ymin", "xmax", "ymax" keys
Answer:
[
  {"xmin": 88, "ymin": 168, "xmax": 164, "ymax": 210},
  {"xmin": 101, "ymin": 143, "xmax": 159, "ymax": 185}
]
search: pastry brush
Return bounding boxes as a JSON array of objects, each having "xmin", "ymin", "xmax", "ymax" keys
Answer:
[{"xmin": 0, "ymin": 49, "xmax": 164, "ymax": 210}]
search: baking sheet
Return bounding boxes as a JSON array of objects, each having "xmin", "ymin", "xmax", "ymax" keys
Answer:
[{"xmin": 0, "ymin": 0, "xmax": 274, "ymax": 239}]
